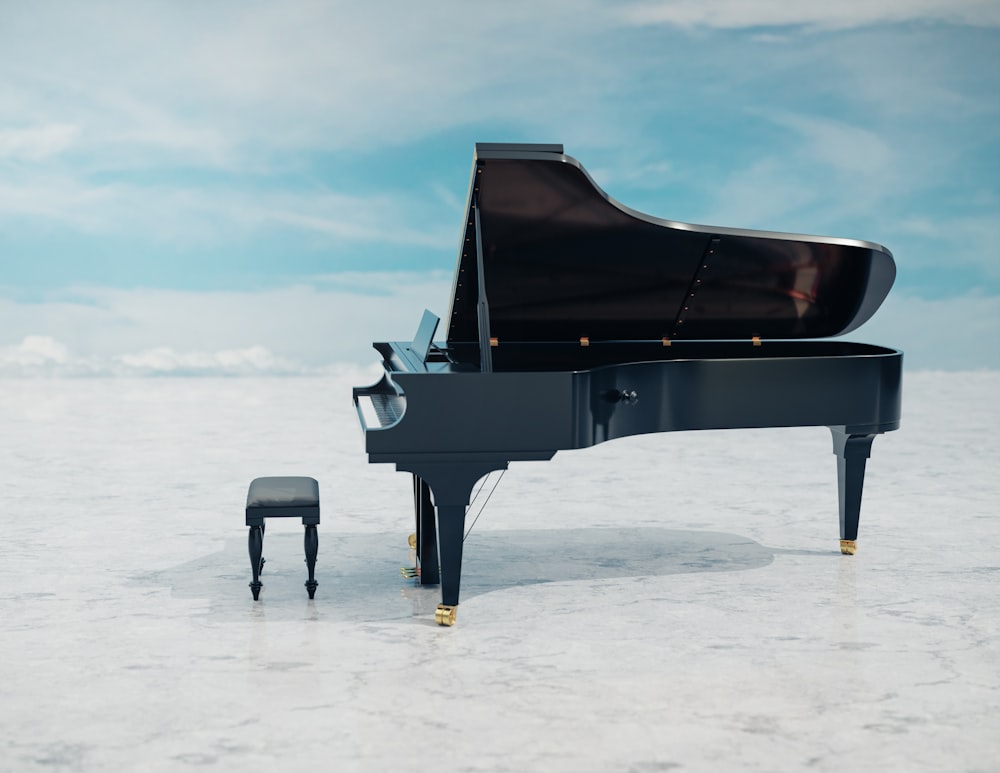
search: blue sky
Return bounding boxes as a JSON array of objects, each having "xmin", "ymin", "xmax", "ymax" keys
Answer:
[{"xmin": 1, "ymin": 1, "xmax": 998, "ymax": 374}]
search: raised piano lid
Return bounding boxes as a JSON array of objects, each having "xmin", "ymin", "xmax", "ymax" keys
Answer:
[{"xmin": 445, "ymin": 143, "xmax": 896, "ymax": 346}]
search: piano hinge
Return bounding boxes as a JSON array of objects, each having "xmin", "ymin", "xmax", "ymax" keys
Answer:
[
  {"xmin": 662, "ymin": 337, "xmax": 671, "ymax": 347},
  {"xmin": 489, "ymin": 337, "xmax": 498, "ymax": 347},
  {"xmin": 579, "ymin": 336, "xmax": 590, "ymax": 347},
  {"xmin": 752, "ymin": 336, "xmax": 762, "ymax": 347},
  {"xmin": 672, "ymin": 237, "xmax": 719, "ymax": 339}
]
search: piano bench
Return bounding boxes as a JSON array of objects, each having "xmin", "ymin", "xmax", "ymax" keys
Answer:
[{"xmin": 245, "ymin": 476, "xmax": 320, "ymax": 601}]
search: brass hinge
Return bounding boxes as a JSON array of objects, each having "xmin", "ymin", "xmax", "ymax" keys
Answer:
[
  {"xmin": 579, "ymin": 337, "xmax": 590, "ymax": 347},
  {"xmin": 752, "ymin": 336, "xmax": 762, "ymax": 347},
  {"xmin": 489, "ymin": 337, "xmax": 498, "ymax": 347},
  {"xmin": 662, "ymin": 337, "xmax": 672, "ymax": 347}
]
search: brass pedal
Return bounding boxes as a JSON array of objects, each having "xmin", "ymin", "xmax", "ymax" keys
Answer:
[
  {"xmin": 435, "ymin": 604, "xmax": 457, "ymax": 626},
  {"xmin": 400, "ymin": 566, "xmax": 419, "ymax": 579}
]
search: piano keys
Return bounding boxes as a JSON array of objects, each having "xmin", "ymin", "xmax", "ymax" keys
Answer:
[{"xmin": 354, "ymin": 143, "xmax": 902, "ymax": 626}]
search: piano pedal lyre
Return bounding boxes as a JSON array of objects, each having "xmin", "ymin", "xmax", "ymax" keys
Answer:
[
  {"xmin": 407, "ymin": 532, "xmax": 417, "ymax": 549},
  {"xmin": 840, "ymin": 540, "xmax": 857, "ymax": 555},
  {"xmin": 435, "ymin": 604, "xmax": 457, "ymax": 626},
  {"xmin": 400, "ymin": 566, "xmax": 420, "ymax": 579}
]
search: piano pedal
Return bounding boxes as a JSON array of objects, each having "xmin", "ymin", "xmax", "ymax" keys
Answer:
[
  {"xmin": 407, "ymin": 533, "xmax": 417, "ymax": 549},
  {"xmin": 435, "ymin": 604, "xmax": 457, "ymax": 626},
  {"xmin": 400, "ymin": 566, "xmax": 420, "ymax": 579},
  {"xmin": 840, "ymin": 539, "xmax": 857, "ymax": 555}
]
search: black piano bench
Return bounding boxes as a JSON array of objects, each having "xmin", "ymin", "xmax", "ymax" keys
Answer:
[{"xmin": 245, "ymin": 476, "xmax": 320, "ymax": 600}]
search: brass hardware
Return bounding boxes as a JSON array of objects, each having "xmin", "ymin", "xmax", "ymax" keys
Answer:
[
  {"xmin": 661, "ymin": 338, "xmax": 671, "ymax": 347},
  {"xmin": 407, "ymin": 533, "xmax": 417, "ymax": 549},
  {"xmin": 489, "ymin": 337, "xmax": 498, "ymax": 347},
  {"xmin": 580, "ymin": 337, "xmax": 590, "ymax": 347},
  {"xmin": 435, "ymin": 604, "xmax": 458, "ymax": 626},
  {"xmin": 400, "ymin": 566, "xmax": 419, "ymax": 578},
  {"xmin": 840, "ymin": 540, "xmax": 857, "ymax": 555},
  {"xmin": 752, "ymin": 337, "xmax": 762, "ymax": 347}
]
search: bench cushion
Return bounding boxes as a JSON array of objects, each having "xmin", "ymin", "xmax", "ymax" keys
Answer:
[{"xmin": 247, "ymin": 476, "xmax": 319, "ymax": 509}]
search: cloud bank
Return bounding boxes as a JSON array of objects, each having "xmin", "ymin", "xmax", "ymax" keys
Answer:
[
  {"xmin": 0, "ymin": 276, "xmax": 995, "ymax": 376},
  {"xmin": 0, "ymin": 272, "xmax": 451, "ymax": 377},
  {"xmin": 623, "ymin": 0, "xmax": 1000, "ymax": 29}
]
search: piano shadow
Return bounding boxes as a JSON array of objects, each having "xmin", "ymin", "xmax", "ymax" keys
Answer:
[{"xmin": 133, "ymin": 526, "xmax": 811, "ymax": 623}]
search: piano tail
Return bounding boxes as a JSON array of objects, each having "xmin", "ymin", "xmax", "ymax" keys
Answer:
[
  {"xmin": 396, "ymin": 458, "xmax": 510, "ymax": 625},
  {"xmin": 830, "ymin": 428, "xmax": 877, "ymax": 555}
]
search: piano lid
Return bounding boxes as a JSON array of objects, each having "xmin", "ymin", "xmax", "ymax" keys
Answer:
[{"xmin": 445, "ymin": 144, "xmax": 896, "ymax": 345}]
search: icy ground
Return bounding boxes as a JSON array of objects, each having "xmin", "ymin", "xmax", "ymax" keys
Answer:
[{"xmin": 1, "ymin": 371, "xmax": 998, "ymax": 772}]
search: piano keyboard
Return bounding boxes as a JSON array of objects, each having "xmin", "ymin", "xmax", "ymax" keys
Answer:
[{"xmin": 358, "ymin": 391, "xmax": 406, "ymax": 428}]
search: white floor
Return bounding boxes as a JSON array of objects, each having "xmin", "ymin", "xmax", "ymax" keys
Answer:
[{"xmin": 1, "ymin": 371, "xmax": 997, "ymax": 772}]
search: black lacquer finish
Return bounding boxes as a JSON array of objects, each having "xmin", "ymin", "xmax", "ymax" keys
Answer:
[
  {"xmin": 353, "ymin": 144, "xmax": 902, "ymax": 619},
  {"xmin": 448, "ymin": 146, "xmax": 894, "ymax": 346}
]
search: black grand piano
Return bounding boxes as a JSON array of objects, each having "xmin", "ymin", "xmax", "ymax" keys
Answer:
[{"xmin": 354, "ymin": 143, "xmax": 902, "ymax": 626}]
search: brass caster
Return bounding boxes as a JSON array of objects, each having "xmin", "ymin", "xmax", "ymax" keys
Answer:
[
  {"xmin": 840, "ymin": 539, "xmax": 857, "ymax": 555},
  {"xmin": 400, "ymin": 566, "xmax": 419, "ymax": 579},
  {"xmin": 435, "ymin": 604, "xmax": 457, "ymax": 626},
  {"xmin": 408, "ymin": 533, "xmax": 417, "ymax": 549}
]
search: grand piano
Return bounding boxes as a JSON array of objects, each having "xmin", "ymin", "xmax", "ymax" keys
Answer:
[{"xmin": 354, "ymin": 143, "xmax": 902, "ymax": 626}]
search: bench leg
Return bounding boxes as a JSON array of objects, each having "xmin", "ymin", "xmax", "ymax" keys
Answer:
[
  {"xmin": 248, "ymin": 525, "xmax": 264, "ymax": 600},
  {"xmin": 304, "ymin": 524, "xmax": 318, "ymax": 599}
]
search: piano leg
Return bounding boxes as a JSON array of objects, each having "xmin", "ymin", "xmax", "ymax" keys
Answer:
[
  {"xmin": 397, "ymin": 460, "xmax": 509, "ymax": 625},
  {"xmin": 830, "ymin": 429, "xmax": 877, "ymax": 555},
  {"xmin": 413, "ymin": 475, "xmax": 439, "ymax": 585},
  {"xmin": 436, "ymin": 504, "xmax": 466, "ymax": 625}
]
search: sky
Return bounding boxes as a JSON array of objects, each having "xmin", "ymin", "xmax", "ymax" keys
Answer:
[{"xmin": 1, "ymin": 0, "xmax": 998, "ymax": 375}]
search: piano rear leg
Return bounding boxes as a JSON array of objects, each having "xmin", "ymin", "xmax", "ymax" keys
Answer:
[
  {"xmin": 402, "ymin": 476, "xmax": 421, "ymax": 578},
  {"xmin": 405, "ymin": 475, "xmax": 439, "ymax": 584},
  {"xmin": 831, "ymin": 430, "xmax": 877, "ymax": 555},
  {"xmin": 416, "ymin": 476, "xmax": 440, "ymax": 584}
]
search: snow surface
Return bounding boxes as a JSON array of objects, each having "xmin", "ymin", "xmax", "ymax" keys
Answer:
[{"xmin": 1, "ymin": 371, "xmax": 998, "ymax": 771}]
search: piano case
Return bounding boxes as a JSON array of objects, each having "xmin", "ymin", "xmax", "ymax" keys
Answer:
[{"xmin": 355, "ymin": 143, "xmax": 902, "ymax": 625}]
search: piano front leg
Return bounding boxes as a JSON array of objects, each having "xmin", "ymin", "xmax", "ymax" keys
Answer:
[
  {"xmin": 435, "ymin": 504, "xmax": 467, "ymax": 626},
  {"xmin": 830, "ymin": 429, "xmax": 877, "ymax": 555},
  {"xmin": 397, "ymin": 459, "xmax": 510, "ymax": 626}
]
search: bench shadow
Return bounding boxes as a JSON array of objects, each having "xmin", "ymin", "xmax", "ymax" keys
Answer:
[{"xmin": 135, "ymin": 526, "xmax": 777, "ymax": 623}]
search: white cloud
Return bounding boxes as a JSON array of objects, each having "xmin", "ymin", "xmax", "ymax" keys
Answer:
[
  {"xmin": 0, "ymin": 178, "xmax": 454, "ymax": 249},
  {"xmin": 116, "ymin": 345, "xmax": 296, "ymax": 376},
  {"xmin": 0, "ymin": 277, "xmax": 994, "ymax": 375},
  {"xmin": 766, "ymin": 113, "xmax": 895, "ymax": 180},
  {"xmin": 845, "ymin": 292, "xmax": 1000, "ymax": 370},
  {"xmin": 0, "ymin": 336, "xmax": 70, "ymax": 369},
  {"xmin": 0, "ymin": 2, "xmax": 615, "ymax": 166},
  {"xmin": 0, "ymin": 124, "xmax": 80, "ymax": 160},
  {"xmin": 890, "ymin": 213, "xmax": 1000, "ymax": 281},
  {"xmin": 623, "ymin": 0, "xmax": 1000, "ymax": 29},
  {"xmin": 0, "ymin": 272, "xmax": 453, "ymax": 376}
]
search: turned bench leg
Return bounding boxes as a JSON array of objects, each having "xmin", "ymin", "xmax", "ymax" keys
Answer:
[
  {"xmin": 304, "ymin": 524, "xmax": 318, "ymax": 599},
  {"xmin": 248, "ymin": 525, "xmax": 264, "ymax": 600}
]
